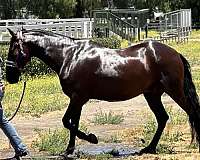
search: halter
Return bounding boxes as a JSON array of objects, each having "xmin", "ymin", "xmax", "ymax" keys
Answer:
[
  {"xmin": 5, "ymin": 60, "xmax": 17, "ymax": 68},
  {"xmin": 6, "ymin": 39, "xmax": 30, "ymax": 70}
]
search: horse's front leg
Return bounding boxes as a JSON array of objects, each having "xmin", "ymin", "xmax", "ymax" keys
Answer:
[
  {"xmin": 62, "ymin": 95, "xmax": 85, "ymax": 155},
  {"xmin": 62, "ymin": 95, "xmax": 98, "ymax": 157},
  {"xmin": 66, "ymin": 106, "xmax": 82, "ymax": 155}
]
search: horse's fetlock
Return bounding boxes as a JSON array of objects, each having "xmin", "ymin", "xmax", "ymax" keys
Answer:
[
  {"xmin": 164, "ymin": 114, "xmax": 169, "ymax": 121},
  {"xmin": 62, "ymin": 118, "xmax": 70, "ymax": 129}
]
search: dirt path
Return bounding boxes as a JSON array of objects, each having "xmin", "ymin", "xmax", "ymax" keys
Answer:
[{"xmin": 0, "ymin": 95, "xmax": 178, "ymax": 158}]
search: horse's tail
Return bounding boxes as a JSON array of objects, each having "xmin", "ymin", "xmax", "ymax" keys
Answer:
[{"xmin": 180, "ymin": 54, "xmax": 200, "ymax": 148}]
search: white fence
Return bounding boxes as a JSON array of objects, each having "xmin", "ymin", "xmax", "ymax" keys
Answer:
[
  {"xmin": 159, "ymin": 9, "xmax": 192, "ymax": 32},
  {"xmin": 0, "ymin": 18, "xmax": 93, "ymax": 42}
]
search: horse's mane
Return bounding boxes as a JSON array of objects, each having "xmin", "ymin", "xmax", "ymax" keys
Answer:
[
  {"xmin": 22, "ymin": 29, "xmax": 80, "ymax": 41},
  {"xmin": 22, "ymin": 29, "xmax": 105, "ymax": 48}
]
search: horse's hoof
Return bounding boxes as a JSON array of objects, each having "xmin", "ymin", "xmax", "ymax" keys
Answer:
[
  {"xmin": 59, "ymin": 151, "xmax": 76, "ymax": 160},
  {"xmin": 59, "ymin": 154, "xmax": 76, "ymax": 160},
  {"xmin": 65, "ymin": 147, "xmax": 75, "ymax": 155},
  {"xmin": 88, "ymin": 133, "xmax": 98, "ymax": 144},
  {"xmin": 139, "ymin": 147, "xmax": 156, "ymax": 155}
]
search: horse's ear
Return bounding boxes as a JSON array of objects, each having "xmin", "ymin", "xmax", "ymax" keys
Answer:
[{"xmin": 7, "ymin": 28, "xmax": 15, "ymax": 37}]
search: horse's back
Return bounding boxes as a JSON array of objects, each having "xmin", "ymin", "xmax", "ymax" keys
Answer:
[{"xmin": 60, "ymin": 40, "xmax": 184, "ymax": 101}]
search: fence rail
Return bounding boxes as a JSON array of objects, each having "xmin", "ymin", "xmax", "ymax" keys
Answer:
[
  {"xmin": 93, "ymin": 10, "xmax": 138, "ymax": 41},
  {"xmin": 0, "ymin": 18, "xmax": 93, "ymax": 43},
  {"xmin": 109, "ymin": 12, "xmax": 136, "ymax": 41}
]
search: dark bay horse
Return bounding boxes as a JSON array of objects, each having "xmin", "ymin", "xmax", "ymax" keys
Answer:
[{"xmin": 6, "ymin": 28, "xmax": 200, "ymax": 157}]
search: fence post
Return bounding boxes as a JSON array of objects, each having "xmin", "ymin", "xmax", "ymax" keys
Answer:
[{"xmin": 83, "ymin": 21, "xmax": 88, "ymax": 38}]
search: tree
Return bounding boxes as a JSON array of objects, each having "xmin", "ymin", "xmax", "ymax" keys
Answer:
[
  {"xmin": 25, "ymin": 0, "xmax": 76, "ymax": 18},
  {"xmin": 0, "ymin": 0, "xmax": 16, "ymax": 19},
  {"xmin": 114, "ymin": 0, "xmax": 129, "ymax": 9},
  {"xmin": 184, "ymin": 0, "xmax": 200, "ymax": 23},
  {"xmin": 76, "ymin": 0, "xmax": 103, "ymax": 17},
  {"xmin": 55, "ymin": 0, "xmax": 77, "ymax": 18},
  {"xmin": 74, "ymin": 0, "xmax": 84, "ymax": 17}
]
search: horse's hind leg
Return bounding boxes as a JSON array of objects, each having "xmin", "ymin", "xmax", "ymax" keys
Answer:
[
  {"xmin": 141, "ymin": 89, "xmax": 169, "ymax": 154},
  {"xmin": 166, "ymin": 85, "xmax": 200, "ymax": 150},
  {"xmin": 161, "ymin": 55, "xmax": 200, "ymax": 152}
]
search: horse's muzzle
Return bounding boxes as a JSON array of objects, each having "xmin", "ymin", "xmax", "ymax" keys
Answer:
[{"xmin": 6, "ymin": 66, "xmax": 21, "ymax": 84}]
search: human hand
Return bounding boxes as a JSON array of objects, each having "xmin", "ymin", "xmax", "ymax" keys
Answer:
[
  {"xmin": 0, "ymin": 84, "xmax": 5, "ymax": 102},
  {"xmin": 0, "ymin": 84, "xmax": 5, "ymax": 92}
]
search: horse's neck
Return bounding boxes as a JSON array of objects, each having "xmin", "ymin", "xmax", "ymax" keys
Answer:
[
  {"xmin": 31, "ymin": 44, "xmax": 68, "ymax": 74},
  {"xmin": 27, "ymin": 35, "xmax": 75, "ymax": 74}
]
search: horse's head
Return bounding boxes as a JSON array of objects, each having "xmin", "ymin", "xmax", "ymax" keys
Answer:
[{"xmin": 6, "ymin": 28, "xmax": 31, "ymax": 84}]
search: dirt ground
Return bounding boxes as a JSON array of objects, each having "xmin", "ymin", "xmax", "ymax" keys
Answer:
[{"xmin": 0, "ymin": 95, "xmax": 195, "ymax": 159}]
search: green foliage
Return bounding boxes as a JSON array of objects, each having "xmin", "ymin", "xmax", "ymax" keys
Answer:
[
  {"xmin": 91, "ymin": 110, "xmax": 124, "ymax": 125},
  {"xmin": 32, "ymin": 123, "xmax": 89, "ymax": 155},
  {"xmin": 162, "ymin": 131, "xmax": 184, "ymax": 142},
  {"xmin": 142, "ymin": 117, "xmax": 157, "ymax": 143},
  {"xmin": 91, "ymin": 36, "xmax": 121, "ymax": 49},
  {"xmin": 169, "ymin": 41, "xmax": 200, "ymax": 94},
  {"xmin": 0, "ymin": 0, "xmax": 200, "ymax": 20},
  {"xmin": 114, "ymin": 0, "xmax": 129, "ymax": 9},
  {"xmin": 187, "ymin": 143, "xmax": 199, "ymax": 149},
  {"xmin": 156, "ymin": 143, "xmax": 175, "ymax": 154},
  {"xmin": 166, "ymin": 106, "xmax": 188, "ymax": 125},
  {"xmin": 0, "ymin": 44, "xmax": 8, "ymax": 60},
  {"xmin": 103, "ymin": 135, "xmax": 122, "ymax": 143},
  {"xmin": 170, "ymin": 41, "xmax": 200, "ymax": 67},
  {"xmin": 82, "ymin": 0, "xmax": 103, "ymax": 12},
  {"xmin": 23, "ymin": 57, "xmax": 53, "ymax": 77},
  {"xmin": 0, "ymin": 45, "xmax": 54, "ymax": 78},
  {"xmin": 32, "ymin": 128, "xmax": 69, "ymax": 155},
  {"xmin": 0, "ymin": 44, "xmax": 9, "ymax": 78},
  {"xmin": 142, "ymin": 117, "xmax": 176, "ymax": 154},
  {"xmin": 26, "ymin": 0, "xmax": 77, "ymax": 18},
  {"xmin": 3, "ymin": 76, "xmax": 69, "ymax": 117},
  {"xmin": 142, "ymin": 106, "xmax": 187, "ymax": 154}
]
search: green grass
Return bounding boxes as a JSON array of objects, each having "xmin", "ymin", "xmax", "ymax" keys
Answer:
[
  {"xmin": 165, "ymin": 106, "xmax": 188, "ymax": 125},
  {"xmin": 32, "ymin": 128, "xmax": 69, "ymax": 155},
  {"xmin": 142, "ymin": 117, "xmax": 176, "ymax": 154},
  {"xmin": 101, "ymin": 134, "xmax": 122, "ymax": 143},
  {"xmin": 190, "ymin": 30, "xmax": 200, "ymax": 39},
  {"xmin": 141, "ymin": 106, "xmax": 189, "ymax": 154},
  {"xmin": 32, "ymin": 123, "xmax": 89, "ymax": 155},
  {"xmin": 3, "ymin": 75, "xmax": 69, "ymax": 117},
  {"xmin": 169, "ymin": 41, "xmax": 200, "ymax": 94},
  {"xmin": 169, "ymin": 41, "xmax": 200, "ymax": 66},
  {"xmin": 91, "ymin": 110, "xmax": 124, "ymax": 125}
]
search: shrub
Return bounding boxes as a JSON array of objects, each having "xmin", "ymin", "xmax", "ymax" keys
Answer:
[
  {"xmin": 0, "ymin": 44, "xmax": 9, "ymax": 79},
  {"xmin": 32, "ymin": 128, "xmax": 69, "ymax": 155},
  {"xmin": 91, "ymin": 110, "xmax": 124, "ymax": 125},
  {"xmin": 32, "ymin": 123, "xmax": 89, "ymax": 155},
  {"xmin": 91, "ymin": 36, "xmax": 121, "ymax": 49}
]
